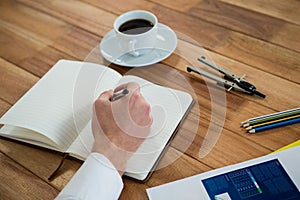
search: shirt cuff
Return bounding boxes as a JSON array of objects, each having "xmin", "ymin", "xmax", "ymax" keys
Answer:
[{"xmin": 56, "ymin": 153, "xmax": 124, "ymax": 200}]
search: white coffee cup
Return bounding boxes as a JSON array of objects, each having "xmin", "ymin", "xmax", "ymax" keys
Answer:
[{"xmin": 113, "ymin": 10, "xmax": 158, "ymax": 57}]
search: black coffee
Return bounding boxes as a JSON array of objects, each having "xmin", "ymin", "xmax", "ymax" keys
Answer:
[{"xmin": 118, "ymin": 19, "xmax": 154, "ymax": 35}]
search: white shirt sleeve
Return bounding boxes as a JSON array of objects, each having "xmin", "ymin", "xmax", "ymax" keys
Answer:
[{"xmin": 55, "ymin": 152, "xmax": 124, "ymax": 200}]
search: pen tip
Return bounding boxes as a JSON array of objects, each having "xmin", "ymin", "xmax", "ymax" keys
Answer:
[{"xmin": 123, "ymin": 88, "xmax": 129, "ymax": 94}]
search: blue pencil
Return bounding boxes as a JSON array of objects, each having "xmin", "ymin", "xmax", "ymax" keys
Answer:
[
  {"xmin": 241, "ymin": 107, "xmax": 300, "ymax": 125},
  {"xmin": 248, "ymin": 117, "xmax": 300, "ymax": 133}
]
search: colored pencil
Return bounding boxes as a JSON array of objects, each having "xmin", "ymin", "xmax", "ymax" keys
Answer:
[
  {"xmin": 245, "ymin": 114, "xmax": 300, "ymax": 130},
  {"xmin": 241, "ymin": 107, "xmax": 300, "ymax": 127},
  {"xmin": 247, "ymin": 117, "xmax": 300, "ymax": 134},
  {"xmin": 242, "ymin": 110, "xmax": 300, "ymax": 128}
]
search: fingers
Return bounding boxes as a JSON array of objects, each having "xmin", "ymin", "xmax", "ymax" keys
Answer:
[
  {"xmin": 98, "ymin": 82, "xmax": 141, "ymax": 101},
  {"xmin": 133, "ymin": 97, "xmax": 153, "ymax": 126},
  {"xmin": 114, "ymin": 82, "xmax": 140, "ymax": 94},
  {"xmin": 126, "ymin": 86, "xmax": 152, "ymax": 126},
  {"xmin": 95, "ymin": 82, "xmax": 152, "ymax": 127},
  {"xmin": 114, "ymin": 82, "xmax": 142, "ymax": 109},
  {"xmin": 98, "ymin": 90, "xmax": 114, "ymax": 100},
  {"xmin": 94, "ymin": 90, "xmax": 114, "ymax": 113},
  {"xmin": 92, "ymin": 82, "xmax": 153, "ymax": 157}
]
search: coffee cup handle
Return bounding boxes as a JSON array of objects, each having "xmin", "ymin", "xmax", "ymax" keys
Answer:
[{"xmin": 129, "ymin": 39, "xmax": 140, "ymax": 57}]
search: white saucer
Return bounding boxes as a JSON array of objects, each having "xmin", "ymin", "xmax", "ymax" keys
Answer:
[{"xmin": 100, "ymin": 23, "xmax": 177, "ymax": 67}]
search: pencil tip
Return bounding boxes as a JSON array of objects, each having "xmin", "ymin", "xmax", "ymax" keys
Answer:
[
  {"xmin": 243, "ymin": 123, "xmax": 250, "ymax": 128},
  {"xmin": 248, "ymin": 129, "xmax": 255, "ymax": 134}
]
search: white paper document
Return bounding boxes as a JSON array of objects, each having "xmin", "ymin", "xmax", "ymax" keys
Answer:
[{"xmin": 147, "ymin": 146, "xmax": 300, "ymax": 200}]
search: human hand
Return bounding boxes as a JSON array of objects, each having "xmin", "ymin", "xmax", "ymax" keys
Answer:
[{"xmin": 91, "ymin": 82, "xmax": 153, "ymax": 175}]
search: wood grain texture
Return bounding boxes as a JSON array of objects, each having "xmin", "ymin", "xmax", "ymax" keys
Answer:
[
  {"xmin": 0, "ymin": 152, "xmax": 59, "ymax": 200},
  {"xmin": 220, "ymin": 0, "xmax": 300, "ymax": 25},
  {"xmin": 0, "ymin": 99, "xmax": 11, "ymax": 126},
  {"xmin": 0, "ymin": 138, "xmax": 82, "ymax": 190},
  {"xmin": 84, "ymin": 0, "xmax": 300, "ymax": 83},
  {"xmin": 0, "ymin": 0, "xmax": 299, "ymax": 199},
  {"xmin": 16, "ymin": 0, "xmax": 300, "ymax": 83},
  {"xmin": 0, "ymin": 58, "xmax": 38, "ymax": 104},
  {"xmin": 151, "ymin": 0, "xmax": 300, "ymax": 52}
]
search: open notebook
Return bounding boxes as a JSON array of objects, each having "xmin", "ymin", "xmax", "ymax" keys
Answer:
[{"xmin": 0, "ymin": 60, "xmax": 193, "ymax": 181}]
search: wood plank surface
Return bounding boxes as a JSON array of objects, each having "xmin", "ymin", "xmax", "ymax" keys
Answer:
[
  {"xmin": 0, "ymin": 58, "xmax": 38, "ymax": 104},
  {"xmin": 12, "ymin": 0, "xmax": 300, "ymax": 83},
  {"xmin": 220, "ymin": 0, "xmax": 300, "ymax": 25},
  {"xmin": 0, "ymin": 0, "xmax": 299, "ymax": 199},
  {"xmin": 151, "ymin": 0, "xmax": 300, "ymax": 52},
  {"xmin": 0, "ymin": 152, "xmax": 59, "ymax": 200}
]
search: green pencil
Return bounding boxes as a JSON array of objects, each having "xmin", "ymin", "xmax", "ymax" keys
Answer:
[{"xmin": 242, "ymin": 108, "xmax": 300, "ymax": 128}]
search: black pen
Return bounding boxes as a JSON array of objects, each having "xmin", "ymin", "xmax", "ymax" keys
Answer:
[{"xmin": 110, "ymin": 88, "xmax": 129, "ymax": 101}]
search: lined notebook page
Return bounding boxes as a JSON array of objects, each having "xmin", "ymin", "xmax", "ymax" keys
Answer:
[
  {"xmin": 0, "ymin": 60, "xmax": 80, "ymax": 150},
  {"xmin": 67, "ymin": 120, "xmax": 93, "ymax": 159},
  {"xmin": 0, "ymin": 60, "xmax": 122, "ymax": 151},
  {"xmin": 0, "ymin": 125, "xmax": 61, "ymax": 150},
  {"xmin": 67, "ymin": 75, "xmax": 193, "ymax": 181}
]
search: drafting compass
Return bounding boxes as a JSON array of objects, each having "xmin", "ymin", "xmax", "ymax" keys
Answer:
[{"xmin": 187, "ymin": 56, "xmax": 266, "ymax": 98}]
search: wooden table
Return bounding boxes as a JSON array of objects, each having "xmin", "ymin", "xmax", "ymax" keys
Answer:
[{"xmin": 1, "ymin": 0, "xmax": 299, "ymax": 199}]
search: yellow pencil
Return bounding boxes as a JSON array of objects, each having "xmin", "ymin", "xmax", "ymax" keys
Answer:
[{"xmin": 245, "ymin": 114, "xmax": 300, "ymax": 130}]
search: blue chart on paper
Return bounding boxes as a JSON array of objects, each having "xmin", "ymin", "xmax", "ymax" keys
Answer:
[{"xmin": 202, "ymin": 159, "xmax": 300, "ymax": 200}]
